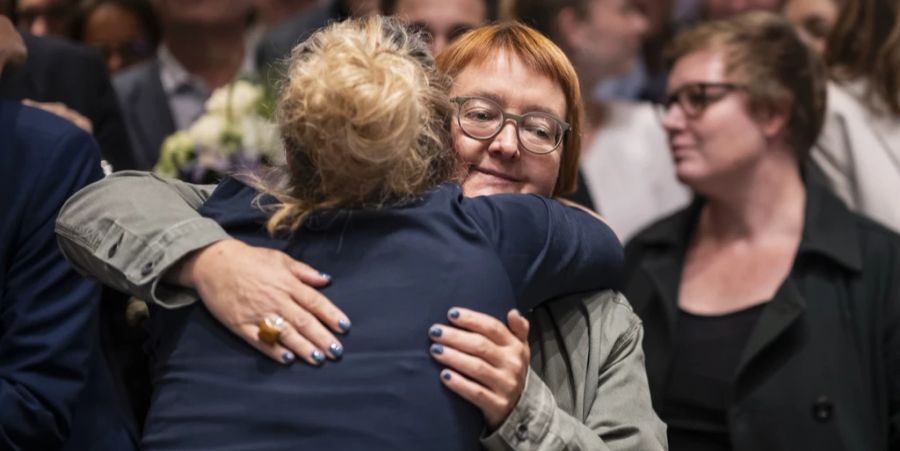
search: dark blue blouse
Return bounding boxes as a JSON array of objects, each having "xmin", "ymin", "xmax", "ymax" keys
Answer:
[{"xmin": 142, "ymin": 178, "xmax": 623, "ymax": 451}]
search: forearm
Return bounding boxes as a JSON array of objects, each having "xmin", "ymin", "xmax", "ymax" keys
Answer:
[{"xmin": 55, "ymin": 171, "xmax": 226, "ymax": 307}]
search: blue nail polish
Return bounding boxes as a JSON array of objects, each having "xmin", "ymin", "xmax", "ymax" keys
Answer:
[
  {"xmin": 311, "ymin": 350, "xmax": 326, "ymax": 363},
  {"xmin": 282, "ymin": 351, "xmax": 295, "ymax": 363},
  {"xmin": 431, "ymin": 343, "xmax": 444, "ymax": 355},
  {"xmin": 329, "ymin": 342, "xmax": 344, "ymax": 358},
  {"xmin": 441, "ymin": 370, "xmax": 452, "ymax": 381},
  {"xmin": 429, "ymin": 326, "xmax": 443, "ymax": 337},
  {"xmin": 449, "ymin": 309, "xmax": 460, "ymax": 319},
  {"xmin": 338, "ymin": 319, "xmax": 351, "ymax": 333}
]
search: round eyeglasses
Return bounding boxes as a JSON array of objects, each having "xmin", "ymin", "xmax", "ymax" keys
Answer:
[{"xmin": 451, "ymin": 96, "xmax": 569, "ymax": 155}]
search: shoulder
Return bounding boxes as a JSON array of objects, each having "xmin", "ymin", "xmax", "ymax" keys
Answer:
[
  {"xmin": 853, "ymin": 215, "xmax": 900, "ymax": 274},
  {"xmin": 22, "ymin": 33, "xmax": 102, "ymax": 68},
  {"xmin": 4, "ymin": 101, "xmax": 96, "ymax": 156},
  {"xmin": 113, "ymin": 60, "xmax": 159, "ymax": 96},
  {"xmin": 198, "ymin": 176, "xmax": 269, "ymax": 225}
]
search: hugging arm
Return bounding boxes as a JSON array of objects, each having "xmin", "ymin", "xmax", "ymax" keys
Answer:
[{"xmin": 55, "ymin": 171, "xmax": 348, "ymax": 364}]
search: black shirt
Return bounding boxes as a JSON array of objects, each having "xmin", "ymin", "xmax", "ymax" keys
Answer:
[{"xmin": 663, "ymin": 303, "xmax": 766, "ymax": 451}]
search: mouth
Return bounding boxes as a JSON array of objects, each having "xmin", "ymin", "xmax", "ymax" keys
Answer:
[{"xmin": 469, "ymin": 166, "xmax": 523, "ymax": 183}]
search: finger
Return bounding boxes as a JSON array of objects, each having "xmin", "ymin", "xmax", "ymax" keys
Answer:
[
  {"xmin": 288, "ymin": 279, "xmax": 351, "ymax": 336},
  {"xmin": 280, "ymin": 299, "xmax": 344, "ymax": 360},
  {"xmin": 430, "ymin": 341, "xmax": 512, "ymax": 394},
  {"xmin": 287, "ymin": 257, "xmax": 332, "ymax": 287},
  {"xmin": 506, "ymin": 309, "xmax": 530, "ymax": 343},
  {"xmin": 238, "ymin": 323, "xmax": 297, "ymax": 365},
  {"xmin": 429, "ymin": 324, "xmax": 506, "ymax": 367},
  {"xmin": 437, "ymin": 368, "xmax": 507, "ymax": 423},
  {"xmin": 276, "ymin": 323, "xmax": 327, "ymax": 366},
  {"xmin": 447, "ymin": 307, "xmax": 515, "ymax": 346}
]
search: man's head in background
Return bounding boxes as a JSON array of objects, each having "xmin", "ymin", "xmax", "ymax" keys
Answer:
[
  {"xmin": 515, "ymin": 0, "xmax": 649, "ymax": 86},
  {"xmin": 383, "ymin": 0, "xmax": 496, "ymax": 55},
  {"xmin": 12, "ymin": 0, "xmax": 77, "ymax": 36}
]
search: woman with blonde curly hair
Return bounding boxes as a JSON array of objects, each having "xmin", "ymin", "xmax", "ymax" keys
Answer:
[{"xmin": 131, "ymin": 16, "xmax": 622, "ymax": 450}]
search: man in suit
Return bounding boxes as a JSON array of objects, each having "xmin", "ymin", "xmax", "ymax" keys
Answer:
[
  {"xmin": 113, "ymin": 0, "xmax": 255, "ymax": 171},
  {"xmin": 0, "ymin": 100, "xmax": 136, "ymax": 449},
  {"xmin": 0, "ymin": 15, "xmax": 137, "ymax": 170}
]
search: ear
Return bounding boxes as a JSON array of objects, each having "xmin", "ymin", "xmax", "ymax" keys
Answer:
[
  {"xmin": 554, "ymin": 7, "xmax": 586, "ymax": 53},
  {"xmin": 757, "ymin": 104, "xmax": 791, "ymax": 141}
]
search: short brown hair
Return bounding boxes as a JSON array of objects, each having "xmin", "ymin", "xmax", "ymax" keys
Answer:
[
  {"xmin": 666, "ymin": 11, "xmax": 827, "ymax": 160},
  {"xmin": 436, "ymin": 22, "xmax": 584, "ymax": 196},
  {"xmin": 826, "ymin": 0, "xmax": 900, "ymax": 115}
]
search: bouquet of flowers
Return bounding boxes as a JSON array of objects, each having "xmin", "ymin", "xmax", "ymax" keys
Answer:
[{"xmin": 155, "ymin": 79, "xmax": 284, "ymax": 183}]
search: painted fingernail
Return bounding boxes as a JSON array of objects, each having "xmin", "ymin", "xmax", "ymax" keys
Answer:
[
  {"xmin": 282, "ymin": 351, "xmax": 295, "ymax": 364},
  {"xmin": 441, "ymin": 370, "xmax": 452, "ymax": 381},
  {"xmin": 338, "ymin": 319, "xmax": 351, "ymax": 333},
  {"xmin": 431, "ymin": 343, "xmax": 444, "ymax": 355},
  {"xmin": 329, "ymin": 342, "xmax": 344, "ymax": 358},
  {"xmin": 311, "ymin": 350, "xmax": 326, "ymax": 363},
  {"xmin": 429, "ymin": 326, "xmax": 442, "ymax": 337},
  {"xmin": 320, "ymin": 272, "xmax": 332, "ymax": 280},
  {"xmin": 448, "ymin": 309, "xmax": 460, "ymax": 319}
]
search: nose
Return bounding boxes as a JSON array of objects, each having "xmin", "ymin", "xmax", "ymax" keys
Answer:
[
  {"xmin": 431, "ymin": 35, "xmax": 447, "ymax": 57},
  {"xmin": 488, "ymin": 120, "xmax": 520, "ymax": 159},
  {"xmin": 632, "ymin": 10, "xmax": 650, "ymax": 37},
  {"xmin": 660, "ymin": 103, "xmax": 687, "ymax": 133}
]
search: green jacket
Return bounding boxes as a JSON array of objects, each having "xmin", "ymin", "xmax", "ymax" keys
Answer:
[{"xmin": 56, "ymin": 171, "xmax": 667, "ymax": 450}]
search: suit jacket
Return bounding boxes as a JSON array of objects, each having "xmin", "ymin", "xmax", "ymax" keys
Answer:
[
  {"xmin": 112, "ymin": 59, "xmax": 176, "ymax": 171},
  {"xmin": 0, "ymin": 101, "xmax": 137, "ymax": 450},
  {"xmin": 623, "ymin": 175, "xmax": 900, "ymax": 451},
  {"xmin": 0, "ymin": 34, "xmax": 136, "ymax": 171}
]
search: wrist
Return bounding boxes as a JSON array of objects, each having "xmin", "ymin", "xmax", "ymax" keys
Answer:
[{"xmin": 165, "ymin": 239, "xmax": 236, "ymax": 289}]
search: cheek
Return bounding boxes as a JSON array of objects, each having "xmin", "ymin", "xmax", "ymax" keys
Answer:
[{"xmin": 522, "ymin": 154, "xmax": 561, "ymax": 195}]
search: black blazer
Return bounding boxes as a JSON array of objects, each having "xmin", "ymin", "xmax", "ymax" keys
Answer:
[
  {"xmin": 623, "ymin": 177, "xmax": 900, "ymax": 451},
  {"xmin": 0, "ymin": 34, "xmax": 136, "ymax": 170},
  {"xmin": 111, "ymin": 59, "xmax": 176, "ymax": 171}
]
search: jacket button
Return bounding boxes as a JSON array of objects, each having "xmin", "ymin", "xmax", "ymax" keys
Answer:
[
  {"xmin": 141, "ymin": 261, "xmax": 154, "ymax": 276},
  {"xmin": 812, "ymin": 396, "xmax": 833, "ymax": 422},
  {"xmin": 514, "ymin": 422, "xmax": 528, "ymax": 441}
]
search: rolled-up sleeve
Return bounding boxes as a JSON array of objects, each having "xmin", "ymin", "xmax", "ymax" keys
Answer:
[{"xmin": 55, "ymin": 171, "xmax": 227, "ymax": 308}]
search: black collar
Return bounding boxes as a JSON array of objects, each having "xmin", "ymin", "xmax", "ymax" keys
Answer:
[{"xmin": 632, "ymin": 171, "xmax": 862, "ymax": 273}]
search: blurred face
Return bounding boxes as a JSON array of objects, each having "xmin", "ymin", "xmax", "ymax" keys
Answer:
[
  {"xmin": 451, "ymin": 50, "xmax": 566, "ymax": 197},
  {"xmin": 704, "ymin": 0, "xmax": 783, "ymax": 19},
  {"xmin": 16, "ymin": 0, "xmax": 75, "ymax": 36},
  {"xmin": 783, "ymin": 0, "xmax": 838, "ymax": 55},
  {"xmin": 660, "ymin": 50, "xmax": 771, "ymax": 190},
  {"xmin": 565, "ymin": 0, "xmax": 649, "ymax": 79},
  {"xmin": 152, "ymin": 0, "xmax": 250, "ymax": 28},
  {"xmin": 394, "ymin": 0, "xmax": 486, "ymax": 56},
  {"xmin": 83, "ymin": 4, "xmax": 153, "ymax": 73}
]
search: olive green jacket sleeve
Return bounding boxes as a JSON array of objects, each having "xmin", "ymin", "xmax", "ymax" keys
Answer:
[
  {"xmin": 482, "ymin": 291, "xmax": 667, "ymax": 451},
  {"xmin": 54, "ymin": 171, "xmax": 226, "ymax": 308}
]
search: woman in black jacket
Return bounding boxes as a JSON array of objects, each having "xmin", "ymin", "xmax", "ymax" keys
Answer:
[{"xmin": 623, "ymin": 11, "xmax": 900, "ymax": 451}]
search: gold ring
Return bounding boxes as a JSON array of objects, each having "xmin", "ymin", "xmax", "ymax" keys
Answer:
[{"xmin": 257, "ymin": 315, "xmax": 285, "ymax": 345}]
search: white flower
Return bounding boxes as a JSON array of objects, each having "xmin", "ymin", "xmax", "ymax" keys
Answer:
[
  {"xmin": 206, "ymin": 80, "xmax": 263, "ymax": 118},
  {"xmin": 240, "ymin": 115, "xmax": 283, "ymax": 161},
  {"xmin": 188, "ymin": 113, "xmax": 229, "ymax": 150}
]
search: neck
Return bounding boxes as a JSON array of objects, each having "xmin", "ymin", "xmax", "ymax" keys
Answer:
[
  {"xmin": 697, "ymin": 150, "xmax": 806, "ymax": 242},
  {"xmin": 163, "ymin": 23, "xmax": 246, "ymax": 90}
]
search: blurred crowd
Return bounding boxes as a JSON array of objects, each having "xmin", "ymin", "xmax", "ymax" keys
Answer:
[{"xmin": 0, "ymin": 0, "xmax": 898, "ymax": 450}]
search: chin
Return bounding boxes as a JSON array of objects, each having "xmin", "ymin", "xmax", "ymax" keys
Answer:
[{"xmin": 462, "ymin": 181, "xmax": 523, "ymax": 197}]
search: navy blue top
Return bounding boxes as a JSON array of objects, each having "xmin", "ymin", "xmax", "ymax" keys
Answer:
[
  {"xmin": 0, "ymin": 101, "xmax": 136, "ymax": 450},
  {"xmin": 143, "ymin": 177, "xmax": 623, "ymax": 451}
]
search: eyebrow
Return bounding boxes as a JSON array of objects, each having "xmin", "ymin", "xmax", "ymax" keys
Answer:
[{"xmin": 463, "ymin": 90, "xmax": 564, "ymax": 117}]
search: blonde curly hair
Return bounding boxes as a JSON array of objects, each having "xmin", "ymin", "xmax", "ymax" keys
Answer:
[{"xmin": 260, "ymin": 16, "xmax": 458, "ymax": 235}]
